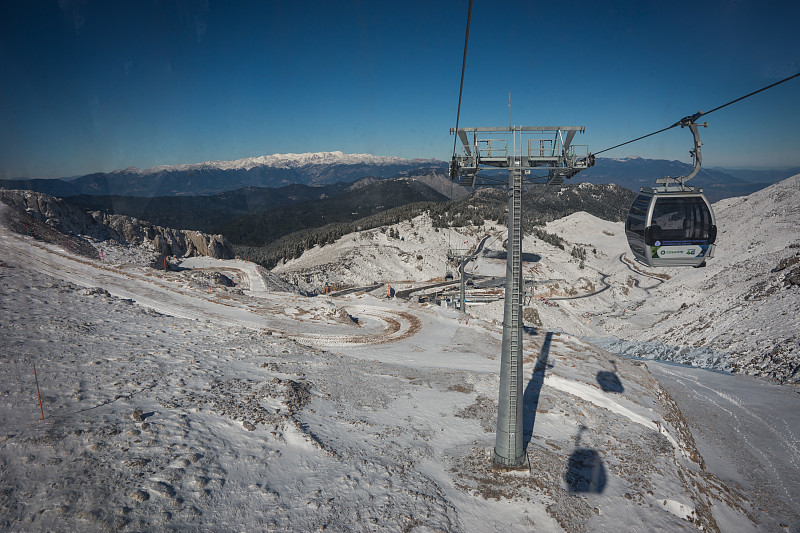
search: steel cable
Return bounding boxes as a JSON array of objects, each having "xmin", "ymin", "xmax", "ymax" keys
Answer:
[
  {"xmin": 449, "ymin": 0, "xmax": 473, "ymax": 253},
  {"xmin": 451, "ymin": 0, "xmax": 473, "ymax": 160},
  {"xmin": 592, "ymin": 71, "xmax": 800, "ymax": 156}
]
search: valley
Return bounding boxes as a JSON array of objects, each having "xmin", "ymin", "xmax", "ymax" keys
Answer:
[
  {"xmin": 1, "ymin": 172, "xmax": 798, "ymax": 531},
  {"xmin": 3, "ymin": 1, "xmax": 798, "ymax": 529}
]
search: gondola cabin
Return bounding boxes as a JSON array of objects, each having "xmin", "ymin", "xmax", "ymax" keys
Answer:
[{"xmin": 625, "ymin": 188, "xmax": 716, "ymax": 268}]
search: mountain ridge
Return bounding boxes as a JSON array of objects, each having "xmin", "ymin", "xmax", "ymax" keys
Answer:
[
  {"xmin": 3, "ymin": 151, "xmax": 797, "ymax": 202},
  {"xmin": 58, "ymin": 172, "xmax": 466, "ymax": 235},
  {"xmin": 1, "ymin": 152, "xmax": 448, "ymax": 197},
  {"xmin": 110, "ymin": 150, "xmax": 439, "ymax": 174}
]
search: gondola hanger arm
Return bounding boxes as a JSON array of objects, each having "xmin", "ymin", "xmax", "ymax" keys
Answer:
[{"xmin": 656, "ymin": 119, "xmax": 707, "ymax": 188}]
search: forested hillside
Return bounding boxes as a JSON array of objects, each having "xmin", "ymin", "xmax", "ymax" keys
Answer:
[
  {"xmin": 236, "ymin": 182, "xmax": 636, "ymax": 269},
  {"xmin": 62, "ymin": 182, "xmax": 360, "ymax": 233},
  {"xmin": 219, "ymin": 178, "xmax": 449, "ymax": 246}
]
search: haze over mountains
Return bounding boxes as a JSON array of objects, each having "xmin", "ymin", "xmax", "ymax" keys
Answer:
[
  {"xmin": 577, "ymin": 156, "xmax": 797, "ymax": 202},
  {"xmin": 2, "ymin": 151, "xmax": 795, "ymax": 202},
  {"xmin": 1, "ymin": 152, "xmax": 445, "ymax": 197},
  {"xmin": 3, "ymin": 149, "xmax": 792, "ymax": 279}
]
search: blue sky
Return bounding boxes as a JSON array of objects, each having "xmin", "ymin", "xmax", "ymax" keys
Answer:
[{"xmin": 1, "ymin": 0, "xmax": 798, "ymax": 179}]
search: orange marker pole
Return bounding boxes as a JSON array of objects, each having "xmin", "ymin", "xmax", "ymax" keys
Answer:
[{"xmin": 33, "ymin": 364, "xmax": 44, "ymax": 420}]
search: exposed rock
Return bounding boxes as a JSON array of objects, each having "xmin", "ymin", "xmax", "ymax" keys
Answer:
[
  {"xmin": 0, "ymin": 189, "xmax": 234, "ymax": 261},
  {"xmin": 774, "ymin": 253, "xmax": 800, "ymax": 272},
  {"xmin": 784, "ymin": 266, "xmax": 800, "ymax": 288},
  {"xmin": 210, "ymin": 272, "xmax": 235, "ymax": 287},
  {"xmin": 82, "ymin": 287, "xmax": 111, "ymax": 297},
  {"xmin": 129, "ymin": 490, "xmax": 149, "ymax": 502}
]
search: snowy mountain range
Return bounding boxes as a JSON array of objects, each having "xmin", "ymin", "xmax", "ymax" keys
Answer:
[
  {"xmin": 114, "ymin": 151, "xmax": 436, "ymax": 174},
  {"xmin": 3, "ymin": 151, "xmax": 796, "ymax": 200},
  {"xmin": 1, "ymin": 152, "xmax": 448, "ymax": 197}
]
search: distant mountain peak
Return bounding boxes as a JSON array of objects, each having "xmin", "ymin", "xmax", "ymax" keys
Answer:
[
  {"xmin": 115, "ymin": 151, "xmax": 442, "ymax": 176},
  {"xmin": 22, "ymin": 152, "xmax": 449, "ymax": 197},
  {"xmin": 606, "ymin": 155, "xmax": 644, "ymax": 163}
]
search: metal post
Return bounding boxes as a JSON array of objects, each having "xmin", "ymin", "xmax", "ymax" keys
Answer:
[
  {"xmin": 494, "ymin": 167, "xmax": 525, "ymax": 467},
  {"xmin": 459, "ymin": 259, "xmax": 466, "ymax": 311}
]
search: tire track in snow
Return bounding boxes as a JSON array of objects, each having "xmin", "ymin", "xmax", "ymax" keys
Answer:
[
  {"xmin": 652, "ymin": 364, "xmax": 800, "ymax": 510},
  {"xmin": 658, "ymin": 365, "xmax": 800, "ymax": 462},
  {"xmin": 290, "ymin": 307, "xmax": 422, "ymax": 347}
]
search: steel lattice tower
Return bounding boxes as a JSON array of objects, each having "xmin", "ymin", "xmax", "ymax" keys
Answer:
[{"xmin": 449, "ymin": 126, "xmax": 593, "ymax": 467}]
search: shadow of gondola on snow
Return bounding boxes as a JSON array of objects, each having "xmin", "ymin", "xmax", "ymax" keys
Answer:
[
  {"xmin": 565, "ymin": 426, "xmax": 607, "ymax": 493},
  {"xmin": 596, "ymin": 360, "xmax": 624, "ymax": 393},
  {"xmin": 522, "ymin": 332, "xmax": 553, "ymax": 451}
]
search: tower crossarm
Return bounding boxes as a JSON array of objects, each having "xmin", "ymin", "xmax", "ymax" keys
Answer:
[{"xmin": 449, "ymin": 126, "xmax": 594, "ymax": 186}]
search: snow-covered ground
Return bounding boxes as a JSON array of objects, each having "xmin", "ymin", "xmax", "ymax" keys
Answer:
[
  {"xmin": 274, "ymin": 176, "xmax": 800, "ymax": 384},
  {"xmin": 272, "ymin": 213, "xmax": 487, "ymax": 291},
  {"xmin": 559, "ymin": 176, "xmax": 800, "ymax": 384},
  {"xmin": 645, "ymin": 360, "xmax": 800, "ymax": 531},
  {"xmin": 1, "ymin": 176, "xmax": 798, "ymax": 531}
]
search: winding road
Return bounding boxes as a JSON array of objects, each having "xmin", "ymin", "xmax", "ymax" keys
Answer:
[
  {"xmin": 618, "ymin": 252, "xmax": 666, "ymax": 289},
  {"xmin": 0, "ymin": 217, "xmax": 423, "ymax": 349},
  {"xmin": 547, "ymin": 272, "xmax": 612, "ymax": 301}
]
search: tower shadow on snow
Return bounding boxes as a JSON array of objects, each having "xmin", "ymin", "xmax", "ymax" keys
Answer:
[{"xmin": 522, "ymin": 332, "xmax": 553, "ymax": 450}]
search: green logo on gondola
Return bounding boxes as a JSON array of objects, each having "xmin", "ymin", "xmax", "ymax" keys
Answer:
[{"xmin": 651, "ymin": 245, "xmax": 704, "ymax": 258}]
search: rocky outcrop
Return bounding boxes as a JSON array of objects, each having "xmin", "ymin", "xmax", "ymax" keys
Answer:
[
  {"xmin": 97, "ymin": 212, "xmax": 233, "ymax": 259},
  {"xmin": 0, "ymin": 187, "xmax": 108, "ymax": 239},
  {"xmin": 0, "ymin": 188, "xmax": 234, "ymax": 260}
]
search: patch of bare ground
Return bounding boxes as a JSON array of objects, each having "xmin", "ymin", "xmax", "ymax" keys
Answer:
[
  {"xmin": 454, "ymin": 395, "xmax": 497, "ymax": 433},
  {"xmin": 450, "ymin": 442, "xmax": 595, "ymax": 532}
]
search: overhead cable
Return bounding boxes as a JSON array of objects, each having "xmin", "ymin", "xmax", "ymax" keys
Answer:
[
  {"xmin": 592, "ymin": 71, "xmax": 800, "ymax": 156},
  {"xmin": 451, "ymin": 0, "xmax": 473, "ymax": 159},
  {"xmin": 702, "ymin": 71, "xmax": 800, "ymax": 117},
  {"xmin": 449, "ymin": 0, "xmax": 473, "ymax": 253}
]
